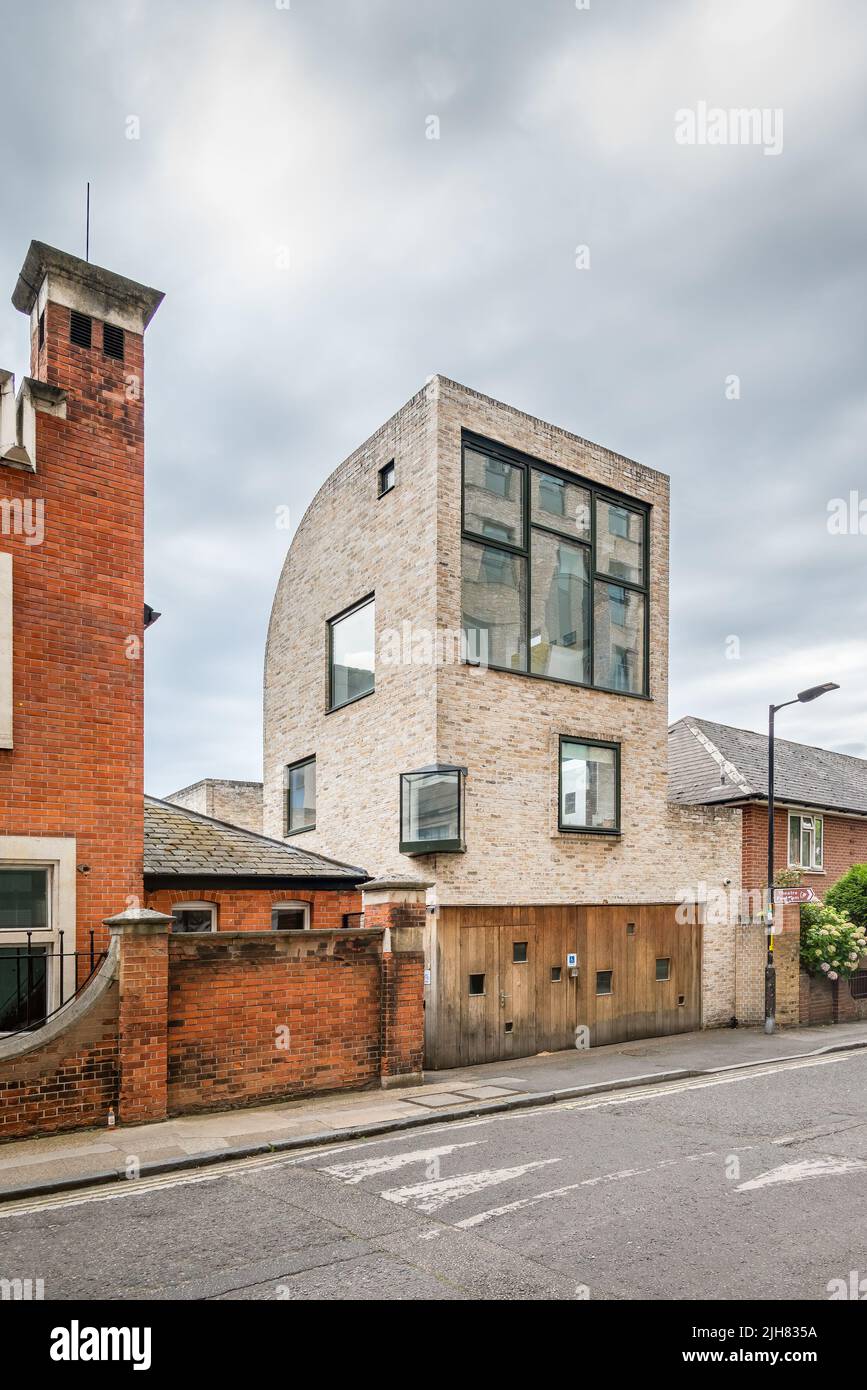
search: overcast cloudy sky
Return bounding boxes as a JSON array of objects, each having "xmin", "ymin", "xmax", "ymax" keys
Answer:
[{"xmin": 1, "ymin": 0, "xmax": 864, "ymax": 793}]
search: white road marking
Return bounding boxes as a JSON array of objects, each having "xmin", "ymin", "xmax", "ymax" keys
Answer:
[
  {"xmin": 456, "ymin": 1153, "xmax": 717, "ymax": 1229},
  {"xmin": 737, "ymin": 1156, "xmax": 867, "ymax": 1192},
  {"xmin": 0, "ymin": 1051, "xmax": 857, "ymax": 1219},
  {"xmin": 380, "ymin": 1160, "xmax": 560, "ymax": 1213},
  {"xmin": 318, "ymin": 1142, "xmax": 483, "ymax": 1184}
]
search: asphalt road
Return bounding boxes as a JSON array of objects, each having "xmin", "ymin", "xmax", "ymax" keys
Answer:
[{"xmin": 3, "ymin": 1049, "xmax": 867, "ymax": 1301}]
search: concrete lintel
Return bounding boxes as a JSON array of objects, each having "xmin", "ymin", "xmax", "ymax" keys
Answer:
[{"xmin": 13, "ymin": 240, "xmax": 164, "ymax": 334}]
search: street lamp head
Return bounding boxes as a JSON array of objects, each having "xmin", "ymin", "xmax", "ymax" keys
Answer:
[{"xmin": 796, "ymin": 682, "xmax": 840, "ymax": 703}]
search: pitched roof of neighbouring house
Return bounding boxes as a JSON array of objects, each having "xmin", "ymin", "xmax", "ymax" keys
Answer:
[
  {"xmin": 669, "ymin": 717, "xmax": 867, "ymax": 817},
  {"xmin": 143, "ymin": 796, "xmax": 367, "ymax": 880}
]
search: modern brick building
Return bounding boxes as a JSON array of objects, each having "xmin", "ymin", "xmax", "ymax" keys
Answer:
[{"xmin": 263, "ymin": 376, "xmax": 739, "ymax": 1065}]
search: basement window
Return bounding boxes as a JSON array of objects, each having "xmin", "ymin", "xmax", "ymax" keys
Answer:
[
  {"xmin": 272, "ymin": 902, "xmax": 311, "ymax": 931},
  {"xmin": 468, "ymin": 973, "xmax": 485, "ymax": 996},
  {"xmin": 378, "ymin": 460, "xmax": 395, "ymax": 497},
  {"xmin": 103, "ymin": 322, "xmax": 125, "ymax": 361},
  {"xmin": 400, "ymin": 765, "xmax": 466, "ymax": 855},
  {"xmin": 596, "ymin": 969, "xmax": 613, "ymax": 996},
  {"xmin": 69, "ymin": 310, "xmax": 92, "ymax": 349}
]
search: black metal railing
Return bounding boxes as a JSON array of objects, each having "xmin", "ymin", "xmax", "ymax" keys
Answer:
[{"xmin": 0, "ymin": 930, "xmax": 107, "ymax": 1036}]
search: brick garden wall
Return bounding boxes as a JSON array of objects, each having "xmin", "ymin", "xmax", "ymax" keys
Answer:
[
  {"xmin": 0, "ymin": 904, "xmax": 425, "ymax": 1140},
  {"xmin": 0, "ymin": 946, "xmax": 118, "ymax": 1141},
  {"xmin": 166, "ymin": 930, "xmax": 387, "ymax": 1114}
]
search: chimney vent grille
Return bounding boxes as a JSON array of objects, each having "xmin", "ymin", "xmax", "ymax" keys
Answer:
[
  {"xmin": 70, "ymin": 310, "xmax": 92, "ymax": 349},
  {"xmin": 103, "ymin": 322, "xmax": 124, "ymax": 360}
]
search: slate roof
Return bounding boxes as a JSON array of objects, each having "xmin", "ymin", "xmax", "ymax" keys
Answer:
[
  {"xmin": 669, "ymin": 718, "xmax": 867, "ymax": 817},
  {"xmin": 144, "ymin": 796, "xmax": 366, "ymax": 880}
]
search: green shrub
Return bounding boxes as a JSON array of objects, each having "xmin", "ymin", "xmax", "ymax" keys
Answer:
[
  {"xmin": 800, "ymin": 904, "xmax": 867, "ymax": 980},
  {"xmin": 825, "ymin": 864, "xmax": 867, "ymax": 931}
]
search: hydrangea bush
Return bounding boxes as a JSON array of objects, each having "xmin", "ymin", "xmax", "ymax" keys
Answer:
[{"xmin": 799, "ymin": 904, "xmax": 867, "ymax": 981}]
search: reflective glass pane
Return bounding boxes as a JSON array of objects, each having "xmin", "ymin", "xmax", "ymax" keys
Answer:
[
  {"xmin": 531, "ymin": 470, "xmax": 590, "ymax": 540},
  {"xmin": 462, "ymin": 539, "xmax": 527, "ymax": 671},
  {"xmin": 560, "ymin": 741, "xmax": 618, "ymax": 830},
  {"xmin": 596, "ymin": 499, "xmax": 644, "ymax": 584},
  {"xmin": 530, "ymin": 532, "xmax": 589, "ymax": 683},
  {"xmin": 0, "ymin": 870, "xmax": 48, "ymax": 931},
  {"xmin": 402, "ymin": 771, "xmax": 460, "ymax": 844},
  {"xmin": 330, "ymin": 600, "xmax": 374, "ymax": 707},
  {"xmin": 593, "ymin": 582, "xmax": 645, "ymax": 694},
  {"xmin": 286, "ymin": 759, "xmax": 316, "ymax": 832},
  {"xmin": 463, "ymin": 447, "xmax": 523, "ymax": 544}
]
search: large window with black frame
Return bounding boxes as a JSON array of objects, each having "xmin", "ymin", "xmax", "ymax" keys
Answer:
[{"xmin": 460, "ymin": 436, "xmax": 649, "ymax": 695}]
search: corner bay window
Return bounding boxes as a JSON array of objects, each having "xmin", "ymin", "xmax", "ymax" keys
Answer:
[
  {"xmin": 788, "ymin": 812, "xmax": 823, "ymax": 870},
  {"xmin": 285, "ymin": 756, "xmax": 316, "ymax": 834},
  {"xmin": 559, "ymin": 738, "xmax": 620, "ymax": 833},
  {"xmin": 400, "ymin": 765, "xmax": 466, "ymax": 854},
  {"xmin": 329, "ymin": 596, "xmax": 375, "ymax": 710},
  {"xmin": 461, "ymin": 438, "xmax": 648, "ymax": 695}
]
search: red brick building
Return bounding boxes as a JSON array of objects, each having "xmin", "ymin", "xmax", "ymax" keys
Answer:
[
  {"xmin": 0, "ymin": 242, "xmax": 163, "ymax": 1031},
  {"xmin": 669, "ymin": 716, "xmax": 867, "ymax": 1024},
  {"xmin": 143, "ymin": 795, "xmax": 365, "ymax": 931},
  {"xmin": 0, "ymin": 243, "xmax": 367, "ymax": 1038}
]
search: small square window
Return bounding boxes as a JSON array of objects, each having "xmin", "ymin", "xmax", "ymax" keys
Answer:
[
  {"xmin": 378, "ymin": 460, "xmax": 395, "ymax": 496},
  {"xmin": 69, "ymin": 309, "xmax": 92, "ymax": 349},
  {"xmin": 626, "ymin": 921, "xmax": 636, "ymax": 935},
  {"xmin": 677, "ymin": 994, "xmax": 686, "ymax": 1007},
  {"xmin": 504, "ymin": 1020, "xmax": 514, "ymax": 1033},
  {"xmin": 513, "ymin": 941, "xmax": 528, "ymax": 963},
  {"xmin": 551, "ymin": 966, "xmax": 562, "ymax": 983},
  {"xmin": 596, "ymin": 969, "xmax": 613, "ymax": 996},
  {"xmin": 655, "ymin": 957, "xmax": 671, "ymax": 982},
  {"xmin": 468, "ymin": 973, "xmax": 485, "ymax": 996}
]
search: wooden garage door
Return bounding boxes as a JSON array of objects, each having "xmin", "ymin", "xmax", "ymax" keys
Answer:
[{"xmin": 430, "ymin": 905, "xmax": 700, "ymax": 1068}]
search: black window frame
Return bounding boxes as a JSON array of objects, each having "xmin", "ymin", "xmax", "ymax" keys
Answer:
[
  {"xmin": 460, "ymin": 431, "xmax": 650, "ymax": 699},
  {"xmin": 327, "ymin": 593, "xmax": 375, "ymax": 713},
  {"xmin": 378, "ymin": 459, "xmax": 395, "ymax": 497},
  {"xmin": 284, "ymin": 754, "xmax": 317, "ymax": 837},
  {"xmin": 399, "ymin": 764, "xmax": 466, "ymax": 855},
  {"xmin": 558, "ymin": 736, "xmax": 621, "ymax": 836}
]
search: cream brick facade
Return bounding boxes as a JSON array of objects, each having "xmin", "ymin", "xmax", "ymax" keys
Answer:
[
  {"xmin": 164, "ymin": 779, "xmax": 264, "ymax": 835},
  {"xmin": 263, "ymin": 377, "xmax": 742, "ymax": 1031}
]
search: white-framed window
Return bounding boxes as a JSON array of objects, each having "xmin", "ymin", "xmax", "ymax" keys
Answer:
[
  {"xmin": 788, "ymin": 812, "xmax": 824, "ymax": 870},
  {"xmin": 171, "ymin": 901, "xmax": 217, "ymax": 933},
  {"xmin": 272, "ymin": 901, "xmax": 311, "ymax": 931},
  {"xmin": 0, "ymin": 837, "xmax": 76, "ymax": 1034}
]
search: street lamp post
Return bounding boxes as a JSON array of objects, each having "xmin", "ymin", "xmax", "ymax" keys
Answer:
[{"xmin": 764, "ymin": 682, "xmax": 840, "ymax": 1034}]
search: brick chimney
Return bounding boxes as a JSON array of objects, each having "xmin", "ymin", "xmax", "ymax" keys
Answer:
[{"xmin": 0, "ymin": 243, "xmax": 164, "ymax": 965}]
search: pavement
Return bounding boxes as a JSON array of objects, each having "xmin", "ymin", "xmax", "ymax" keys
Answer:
[
  {"xmin": 2, "ymin": 1019, "xmax": 867, "ymax": 1203},
  {"xmin": 4, "ymin": 1040, "xmax": 867, "ymax": 1300}
]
